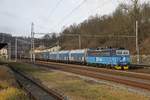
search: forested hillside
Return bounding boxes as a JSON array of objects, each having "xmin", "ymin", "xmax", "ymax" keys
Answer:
[{"xmin": 59, "ymin": 2, "xmax": 150, "ymax": 54}]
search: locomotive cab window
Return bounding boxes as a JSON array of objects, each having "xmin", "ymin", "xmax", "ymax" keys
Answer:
[
  {"xmin": 116, "ymin": 50, "xmax": 129, "ymax": 55},
  {"xmin": 123, "ymin": 51, "xmax": 129, "ymax": 55}
]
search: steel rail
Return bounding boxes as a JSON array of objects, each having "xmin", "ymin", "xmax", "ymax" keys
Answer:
[
  {"xmin": 8, "ymin": 65, "xmax": 66, "ymax": 100},
  {"xmin": 131, "ymin": 64, "xmax": 150, "ymax": 68},
  {"xmin": 36, "ymin": 60, "xmax": 150, "ymax": 80}
]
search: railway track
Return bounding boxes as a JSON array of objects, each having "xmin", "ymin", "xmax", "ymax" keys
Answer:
[
  {"xmin": 27, "ymin": 60, "xmax": 150, "ymax": 91},
  {"xmin": 8, "ymin": 65, "xmax": 66, "ymax": 100},
  {"xmin": 34, "ymin": 61, "xmax": 150, "ymax": 80},
  {"xmin": 131, "ymin": 64, "xmax": 150, "ymax": 68}
]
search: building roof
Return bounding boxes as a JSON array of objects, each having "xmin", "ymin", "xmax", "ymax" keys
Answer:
[{"xmin": 0, "ymin": 43, "xmax": 7, "ymax": 49}]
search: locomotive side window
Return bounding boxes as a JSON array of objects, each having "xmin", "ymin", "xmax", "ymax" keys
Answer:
[{"xmin": 88, "ymin": 50, "xmax": 110, "ymax": 56}]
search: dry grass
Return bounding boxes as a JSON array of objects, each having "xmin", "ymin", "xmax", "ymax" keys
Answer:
[
  {"xmin": 0, "ymin": 65, "xmax": 29, "ymax": 100},
  {"xmin": 0, "ymin": 87, "xmax": 27, "ymax": 100},
  {"xmin": 10, "ymin": 62, "xmax": 150, "ymax": 100},
  {"xmin": 34, "ymin": 72, "xmax": 150, "ymax": 100}
]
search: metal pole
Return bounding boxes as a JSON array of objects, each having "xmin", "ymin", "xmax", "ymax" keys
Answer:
[
  {"xmin": 31, "ymin": 22, "xmax": 35, "ymax": 63},
  {"xmin": 15, "ymin": 38, "xmax": 17, "ymax": 62},
  {"xmin": 8, "ymin": 43, "xmax": 11, "ymax": 61},
  {"xmin": 136, "ymin": 20, "xmax": 140, "ymax": 64},
  {"xmin": 31, "ymin": 27, "xmax": 32, "ymax": 62},
  {"xmin": 30, "ymin": 36, "xmax": 32, "ymax": 62},
  {"xmin": 33, "ymin": 33, "xmax": 35, "ymax": 63},
  {"xmin": 31, "ymin": 22, "xmax": 34, "ymax": 62}
]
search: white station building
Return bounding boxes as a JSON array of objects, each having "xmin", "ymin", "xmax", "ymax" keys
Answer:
[{"xmin": 0, "ymin": 48, "xmax": 8, "ymax": 59}]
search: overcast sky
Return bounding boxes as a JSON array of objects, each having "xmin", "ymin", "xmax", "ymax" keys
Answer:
[{"xmin": 0, "ymin": 0, "xmax": 148, "ymax": 37}]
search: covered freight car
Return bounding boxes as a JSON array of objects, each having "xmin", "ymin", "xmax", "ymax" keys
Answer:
[
  {"xmin": 58, "ymin": 51, "xmax": 70, "ymax": 63},
  {"xmin": 49, "ymin": 52, "xmax": 58, "ymax": 61},
  {"xmin": 69, "ymin": 49, "xmax": 86, "ymax": 64}
]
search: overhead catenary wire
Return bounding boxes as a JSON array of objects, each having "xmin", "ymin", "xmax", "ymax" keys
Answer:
[
  {"xmin": 48, "ymin": 0, "xmax": 64, "ymax": 18},
  {"xmin": 31, "ymin": 0, "xmax": 64, "ymax": 33},
  {"xmin": 42, "ymin": 0, "xmax": 114, "ymax": 32},
  {"xmin": 95, "ymin": 0, "xmax": 114, "ymax": 11},
  {"xmin": 50, "ymin": 0, "xmax": 87, "ymax": 30},
  {"xmin": 58, "ymin": 0, "xmax": 112, "ymax": 30},
  {"xmin": 116, "ymin": 0, "xmax": 128, "ymax": 4}
]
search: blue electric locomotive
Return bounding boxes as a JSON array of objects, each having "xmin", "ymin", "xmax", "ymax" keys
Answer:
[{"xmin": 86, "ymin": 48, "xmax": 130, "ymax": 69}]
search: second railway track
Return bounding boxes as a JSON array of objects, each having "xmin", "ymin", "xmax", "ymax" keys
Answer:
[{"xmin": 26, "ymin": 60, "xmax": 150, "ymax": 91}]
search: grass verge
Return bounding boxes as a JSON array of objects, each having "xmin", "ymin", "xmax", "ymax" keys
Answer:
[
  {"xmin": 9, "ymin": 62, "xmax": 150, "ymax": 100},
  {"xmin": 0, "ymin": 65, "xmax": 29, "ymax": 100}
]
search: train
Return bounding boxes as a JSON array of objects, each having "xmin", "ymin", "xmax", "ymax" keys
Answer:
[{"xmin": 35, "ymin": 48, "xmax": 131, "ymax": 70}]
